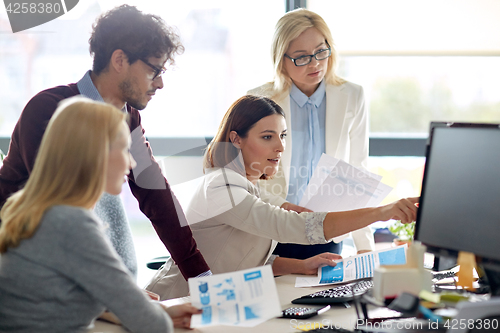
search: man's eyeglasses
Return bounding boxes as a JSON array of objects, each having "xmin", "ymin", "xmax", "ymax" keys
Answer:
[
  {"xmin": 141, "ymin": 59, "xmax": 166, "ymax": 80},
  {"xmin": 284, "ymin": 46, "xmax": 332, "ymax": 67}
]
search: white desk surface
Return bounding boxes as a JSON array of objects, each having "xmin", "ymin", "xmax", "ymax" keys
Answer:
[{"xmin": 88, "ymin": 274, "xmax": 360, "ymax": 333}]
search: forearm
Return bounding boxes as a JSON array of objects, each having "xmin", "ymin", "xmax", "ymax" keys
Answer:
[
  {"xmin": 323, "ymin": 198, "xmax": 418, "ymax": 240},
  {"xmin": 271, "ymin": 257, "xmax": 307, "ymax": 276},
  {"xmin": 323, "ymin": 207, "xmax": 380, "ymax": 240}
]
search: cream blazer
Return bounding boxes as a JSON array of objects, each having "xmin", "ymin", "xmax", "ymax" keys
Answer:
[
  {"xmin": 145, "ymin": 168, "xmax": 329, "ymax": 300},
  {"xmin": 248, "ymin": 81, "xmax": 375, "ymax": 252}
]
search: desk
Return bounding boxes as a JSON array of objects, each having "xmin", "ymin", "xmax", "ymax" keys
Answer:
[{"xmin": 88, "ymin": 274, "xmax": 360, "ymax": 333}]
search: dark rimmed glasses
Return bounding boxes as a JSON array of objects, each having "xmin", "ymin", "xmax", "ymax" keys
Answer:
[
  {"xmin": 141, "ymin": 59, "xmax": 166, "ymax": 80},
  {"xmin": 284, "ymin": 45, "xmax": 332, "ymax": 67}
]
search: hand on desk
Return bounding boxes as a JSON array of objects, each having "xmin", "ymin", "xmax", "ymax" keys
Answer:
[
  {"xmin": 160, "ymin": 303, "xmax": 202, "ymax": 329},
  {"xmin": 302, "ymin": 252, "xmax": 342, "ymax": 275},
  {"xmin": 144, "ymin": 290, "xmax": 160, "ymax": 301},
  {"xmin": 96, "ymin": 291, "xmax": 186, "ymax": 327},
  {"xmin": 272, "ymin": 252, "xmax": 341, "ymax": 276}
]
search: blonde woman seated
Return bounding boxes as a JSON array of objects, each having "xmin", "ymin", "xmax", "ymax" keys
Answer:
[
  {"xmin": 146, "ymin": 95, "xmax": 418, "ymax": 301},
  {"xmin": 0, "ymin": 97, "xmax": 199, "ymax": 333}
]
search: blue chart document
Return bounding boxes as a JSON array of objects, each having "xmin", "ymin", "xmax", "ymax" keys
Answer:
[
  {"xmin": 188, "ymin": 265, "xmax": 281, "ymax": 328},
  {"xmin": 295, "ymin": 245, "xmax": 407, "ymax": 287}
]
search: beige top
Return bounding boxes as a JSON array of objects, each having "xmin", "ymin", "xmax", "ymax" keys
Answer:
[{"xmin": 145, "ymin": 168, "xmax": 328, "ymax": 300}]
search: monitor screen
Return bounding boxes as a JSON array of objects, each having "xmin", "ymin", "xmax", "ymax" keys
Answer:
[{"xmin": 415, "ymin": 125, "xmax": 500, "ymax": 267}]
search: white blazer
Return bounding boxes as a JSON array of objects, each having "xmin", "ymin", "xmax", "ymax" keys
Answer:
[
  {"xmin": 248, "ymin": 81, "xmax": 375, "ymax": 252},
  {"xmin": 145, "ymin": 168, "xmax": 329, "ymax": 300}
]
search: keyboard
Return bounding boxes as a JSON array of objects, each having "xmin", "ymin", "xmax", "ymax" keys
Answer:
[
  {"xmin": 292, "ymin": 279, "xmax": 374, "ymax": 305},
  {"xmin": 432, "ymin": 270, "xmax": 456, "ymax": 281}
]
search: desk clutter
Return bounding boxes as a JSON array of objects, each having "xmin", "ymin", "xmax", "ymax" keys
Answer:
[
  {"xmin": 288, "ymin": 265, "xmax": 499, "ymax": 331},
  {"xmin": 294, "ymin": 124, "xmax": 500, "ymax": 332},
  {"xmin": 296, "ymin": 288, "xmax": 500, "ymax": 333},
  {"xmin": 286, "ymin": 242, "xmax": 500, "ymax": 332},
  {"xmin": 373, "ymin": 241, "xmax": 433, "ymax": 301}
]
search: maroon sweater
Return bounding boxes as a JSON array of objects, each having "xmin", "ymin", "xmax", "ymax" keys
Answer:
[{"xmin": 0, "ymin": 83, "xmax": 210, "ymax": 279}]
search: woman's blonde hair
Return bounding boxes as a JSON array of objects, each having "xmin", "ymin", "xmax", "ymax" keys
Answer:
[
  {"xmin": 0, "ymin": 97, "xmax": 126, "ymax": 253},
  {"xmin": 271, "ymin": 8, "xmax": 345, "ymax": 94},
  {"xmin": 204, "ymin": 95, "xmax": 285, "ymax": 180}
]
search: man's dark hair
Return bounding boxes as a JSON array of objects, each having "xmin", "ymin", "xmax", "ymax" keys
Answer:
[{"xmin": 89, "ymin": 5, "xmax": 184, "ymax": 75}]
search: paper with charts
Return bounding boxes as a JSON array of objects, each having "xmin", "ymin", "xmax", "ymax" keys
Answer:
[
  {"xmin": 299, "ymin": 153, "xmax": 393, "ymax": 213},
  {"xmin": 295, "ymin": 245, "xmax": 408, "ymax": 287},
  {"xmin": 189, "ymin": 265, "xmax": 281, "ymax": 328}
]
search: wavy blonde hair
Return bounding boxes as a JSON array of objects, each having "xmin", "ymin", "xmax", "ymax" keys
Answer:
[
  {"xmin": 271, "ymin": 8, "xmax": 345, "ymax": 95},
  {"xmin": 0, "ymin": 97, "xmax": 126, "ymax": 253}
]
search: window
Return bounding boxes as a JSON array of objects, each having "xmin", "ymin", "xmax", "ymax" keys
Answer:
[
  {"xmin": 0, "ymin": 0, "xmax": 285, "ymax": 138},
  {"xmin": 308, "ymin": 0, "xmax": 500, "ymax": 135},
  {"xmin": 341, "ymin": 56, "xmax": 500, "ymax": 134},
  {"xmin": 308, "ymin": 0, "xmax": 500, "ymax": 211}
]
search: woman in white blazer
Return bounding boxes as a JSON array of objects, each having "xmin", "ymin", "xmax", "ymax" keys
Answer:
[
  {"xmin": 248, "ymin": 8, "xmax": 374, "ymax": 258},
  {"xmin": 145, "ymin": 95, "xmax": 418, "ymax": 300}
]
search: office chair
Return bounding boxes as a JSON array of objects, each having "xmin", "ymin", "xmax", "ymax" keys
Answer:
[{"xmin": 146, "ymin": 256, "xmax": 170, "ymax": 270}]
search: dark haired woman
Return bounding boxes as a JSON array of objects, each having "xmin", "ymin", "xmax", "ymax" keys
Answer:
[{"xmin": 146, "ymin": 95, "xmax": 418, "ymax": 301}]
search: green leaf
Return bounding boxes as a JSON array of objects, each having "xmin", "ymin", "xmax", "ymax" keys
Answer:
[{"xmin": 389, "ymin": 220, "xmax": 415, "ymax": 241}]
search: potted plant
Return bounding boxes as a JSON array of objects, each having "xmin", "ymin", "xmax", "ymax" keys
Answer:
[{"xmin": 389, "ymin": 220, "xmax": 416, "ymax": 246}]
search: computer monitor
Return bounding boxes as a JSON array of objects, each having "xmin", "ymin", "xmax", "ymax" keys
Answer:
[{"xmin": 414, "ymin": 123, "xmax": 500, "ymax": 294}]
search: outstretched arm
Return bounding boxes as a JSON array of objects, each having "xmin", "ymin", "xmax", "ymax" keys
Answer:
[{"xmin": 323, "ymin": 197, "xmax": 419, "ymax": 240}]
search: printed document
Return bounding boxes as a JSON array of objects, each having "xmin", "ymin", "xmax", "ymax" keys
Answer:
[
  {"xmin": 299, "ymin": 154, "xmax": 393, "ymax": 212},
  {"xmin": 189, "ymin": 265, "xmax": 281, "ymax": 328},
  {"xmin": 295, "ymin": 245, "xmax": 408, "ymax": 287}
]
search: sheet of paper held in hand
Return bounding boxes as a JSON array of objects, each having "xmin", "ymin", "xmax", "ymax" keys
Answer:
[
  {"xmin": 299, "ymin": 153, "xmax": 393, "ymax": 212},
  {"xmin": 188, "ymin": 265, "xmax": 281, "ymax": 328},
  {"xmin": 295, "ymin": 245, "xmax": 408, "ymax": 287}
]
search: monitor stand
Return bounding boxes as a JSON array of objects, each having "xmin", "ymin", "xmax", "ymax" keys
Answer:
[{"xmin": 432, "ymin": 255, "xmax": 457, "ymax": 271}]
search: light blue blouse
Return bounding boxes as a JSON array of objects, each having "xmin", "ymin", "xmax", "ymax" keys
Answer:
[{"xmin": 286, "ymin": 80, "xmax": 327, "ymax": 205}]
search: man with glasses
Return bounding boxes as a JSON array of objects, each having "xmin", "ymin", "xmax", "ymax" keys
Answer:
[{"xmin": 0, "ymin": 5, "xmax": 211, "ymax": 282}]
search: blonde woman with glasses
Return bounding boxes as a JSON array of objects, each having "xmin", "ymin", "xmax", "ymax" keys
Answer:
[
  {"xmin": 249, "ymin": 8, "xmax": 374, "ymax": 260},
  {"xmin": 0, "ymin": 97, "xmax": 199, "ymax": 332}
]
